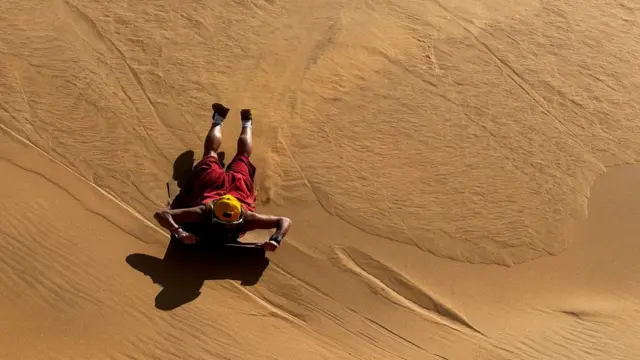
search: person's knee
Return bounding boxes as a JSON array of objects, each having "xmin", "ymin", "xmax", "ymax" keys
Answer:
[
  {"xmin": 203, "ymin": 151, "xmax": 219, "ymax": 160},
  {"xmin": 234, "ymin": 150, "xmax": 251, "ymax": 159}
]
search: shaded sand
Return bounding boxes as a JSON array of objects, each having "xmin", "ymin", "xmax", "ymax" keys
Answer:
[{"xmin": 2, "ymin": 0, "xmax": 640, "ymax": 359}]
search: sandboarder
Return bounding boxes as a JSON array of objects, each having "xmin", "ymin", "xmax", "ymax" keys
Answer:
[{"xmin": 154, "ymin": 104, "xmax": 291, "ymax": 252}]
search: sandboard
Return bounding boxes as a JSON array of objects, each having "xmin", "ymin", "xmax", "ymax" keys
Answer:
[
  {"xmin": 169, "ymin": 231, "xmax": 265, "ymax": 248},
  {"xmin": 220, "ymin": 241, "xmax": 265, "ymax": 249}
]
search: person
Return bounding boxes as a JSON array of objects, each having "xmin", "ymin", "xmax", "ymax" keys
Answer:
[{"xmin": 154, "ymin": 103, "xmax": 291, "ymax": 252}]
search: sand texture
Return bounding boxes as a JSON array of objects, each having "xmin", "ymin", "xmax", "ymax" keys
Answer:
[{"xmin": 2, "ymin": 0, "xmax": 640, "ymax": 359}]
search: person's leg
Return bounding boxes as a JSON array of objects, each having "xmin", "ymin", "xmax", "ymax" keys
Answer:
[
  {"xmin": 236, "ymin": 109, "xmax": 253, "ymax": 157},
  {"xmin": 204, "ymin": 103, "xmax": 230, "ymax": 158},
  {"xmin": 226, "ymin": 109, "xmax": 257, "ymax": 211}
]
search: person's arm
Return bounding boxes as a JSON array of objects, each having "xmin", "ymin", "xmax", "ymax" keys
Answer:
[
  {"xmin": 153, "ymin": 206, "xmax": 205, "ymax": 243},
  {"xmin": 244, "ymin": 212, "xmax": 292, "ymax": 249}
]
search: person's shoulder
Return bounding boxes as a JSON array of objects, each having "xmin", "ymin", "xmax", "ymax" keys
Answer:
[{"xmin": 243, "ymin": 211, "xmax": 260, "ymax": 221}]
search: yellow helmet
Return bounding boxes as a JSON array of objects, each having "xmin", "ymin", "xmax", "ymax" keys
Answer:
[{"xmin": 211, "ymin": 195, "xmax": 244, "ymax": 224}]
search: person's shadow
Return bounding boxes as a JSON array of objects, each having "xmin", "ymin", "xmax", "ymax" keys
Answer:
[
  {"xmin": 126, "ymin": 238, "xmax": 269, "ymax": 311},
  {"xmin": 171, "ymin": 149, "xmax": 226, "ymax": 189}
]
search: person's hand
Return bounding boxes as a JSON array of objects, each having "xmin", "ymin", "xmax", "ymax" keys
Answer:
[
  {"xmin": 262, "ymin": 240, "xmax": 279, "ymax": 252},
  {"xmin": 262, "ymin": 234, "xmax": 282, "ymax": 252},
  {"xmin": 180, "ymin": 232, "xmax": 198, "ymax": 244},
  {"xmin": 173, "ymin": 228, "xmax": 198, "ymax": 244}
]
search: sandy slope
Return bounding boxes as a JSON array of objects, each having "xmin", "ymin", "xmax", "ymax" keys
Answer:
[{"xmin": 2, "ymin": 0, "xmax": 640, "ymax": 359}]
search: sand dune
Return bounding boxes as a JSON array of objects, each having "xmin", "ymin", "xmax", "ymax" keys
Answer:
[{"xmin": 2, "ymin": 0, "xmax": 640, "ymax": 359}]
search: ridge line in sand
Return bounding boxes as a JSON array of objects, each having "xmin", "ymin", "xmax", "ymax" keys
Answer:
[
  {"xmin": 60, "ymin": 0, "xmax": 178, "ymax": 161},
  {"xmin": 267, "ymin": 263, "xmax": 431, "ymax": 359},
  {"xmin": 229, "ymin": 282, "xmax": 371, "ymax": 360},
  {"xmin": 0, "ymin": 123, "xmax": 166, "ymax": 242},
  {"xmin": 335, "ymin": 246, "xmax": 484, "ymax": 336},
  {"xmin": 429, "ymin": 0, "xmax": 598, "ymax": 163}
]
